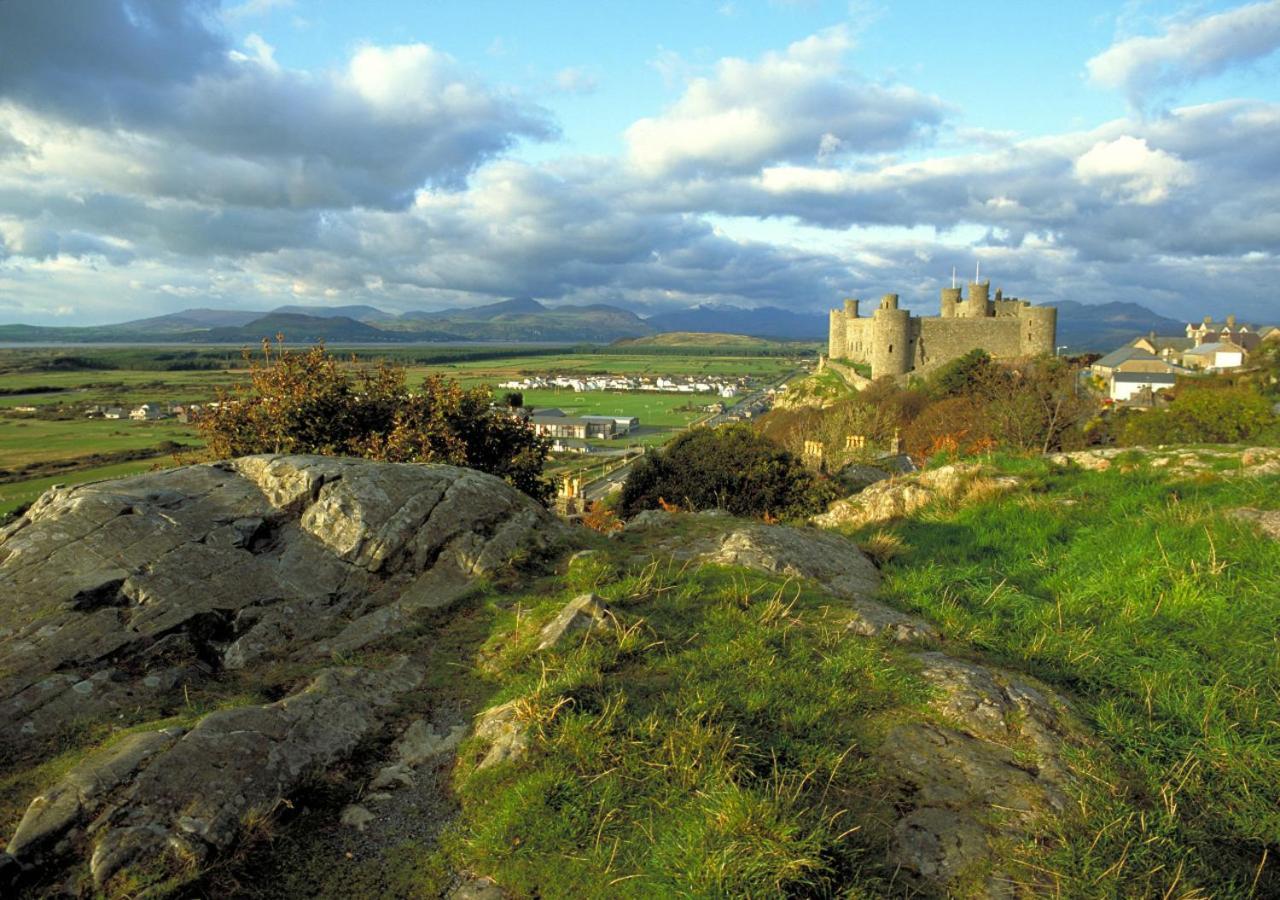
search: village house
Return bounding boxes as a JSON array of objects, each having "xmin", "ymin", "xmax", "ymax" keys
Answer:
[
  {"xmin": 1090, "ymin": 347, "xmax": 1192, "ymax": 402},
  {"xmin": 1185, "ymin": 314, "xmax": 1262, "ymax": 351},
  {"xmin": 1181, "ymin": 341, "xmax": 1247, "ymax": 372},
  {"xmin": 129, "ymin": 403, "xmax": 172, "ymax": 421}
]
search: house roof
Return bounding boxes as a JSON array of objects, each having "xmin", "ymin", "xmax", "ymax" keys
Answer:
[
  {"xmin": 531, "ymin": 414, "xmax": 589, "ymax": 423},
  {"xmin": 1133, "ymin": 335, "xmax": 1194, "ymax": 351},
  {"xmin": 1095, "ymin": 346, "xmax": 1157, "ymax": 368},
  {"xmin": 1188, "ymin": 320, "xmax": 1255, "ymax": 331},
  {"xmin": 1113, "ymin": 372, "xmax": 1178, "ymax": 384},
  {"xmin": 1184, "ymin": 341, "xmax": 1243, "ymax": 356}
]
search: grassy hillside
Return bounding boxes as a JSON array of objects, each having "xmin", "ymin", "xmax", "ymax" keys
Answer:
[
  {"xmin": 202, "ymin": 450, "xmax": 1280, "ymax": 898},
  {"xmin": 613, "ymin": 331, "xmax": 775, "ymax": 348}
]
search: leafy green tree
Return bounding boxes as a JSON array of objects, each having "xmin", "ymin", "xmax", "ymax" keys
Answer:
[
  {"xmin": 1121, "ymin": 383, "xmax": 1275, "ymax": 445},
  {"xmin": 927, "ymin": 348, "xmax": 997, "ymax": 398},
  {"xmin": 621, "ymin": 425, "xmax": 836, "ymax": 520},
  {"xmin": 198, "ymin": 341, "xmax": 551, "ymax": 503}
]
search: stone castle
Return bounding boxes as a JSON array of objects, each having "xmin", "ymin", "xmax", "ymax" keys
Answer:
[{"xmin": 828, "ymin": 281, "xmax": 1057, "ymax": 378}]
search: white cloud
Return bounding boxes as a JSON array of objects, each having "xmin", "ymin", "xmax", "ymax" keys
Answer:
[
  {"xmin": 224, "ymin": 0, "xmax": 294, "ymax": 20},
  {"xmin": 626, "ymin": 25, "xmax": 944, "ymax": 175},
  {"xmin": 554, "ymin": 67, "xmax": 599, "ymax": 95},
  {"xmin": 228, "ymin": 33, "xmax": 278, "ymax": 70},
  {"xmin": 1073, "ymin": 136, "xmax": 1193, "ymax": 204},
  {"xmin": 0, "ymin": 10, "xmax": 1277, "ymax": 325},
  {"xmin": 1087, "ymin": 1, "xmax": 1280, "ymax": 103}
]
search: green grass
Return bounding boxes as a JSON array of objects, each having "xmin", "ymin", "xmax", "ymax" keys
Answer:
[
  {"xmin": 515, "ymin": 388, "xmax": 718, "ymax": 428},
  {"xmin": 0, "ymin": 417, "xmax": 198, "ymax": 470},
  {"xmin": 410, "ymin": 352, "xmax": 796, "ymax": 381},
  {"xmin": 0, "ymin": 458, "xmax": 178, "ymax": 516},
  {"xmin": 834, "ymin": 455, "xmax": 1280, "ymax": 897},
  {"xmin": 424, "ymin": 457, "xmax": 1280, "ymax": 898},
  {"xmin": 0, "ymin": 368, "xmax": 244, "ymax": 407},
  {"xmin": 426, "ymin": 544, "xmax": 932, "ymax": 898}
]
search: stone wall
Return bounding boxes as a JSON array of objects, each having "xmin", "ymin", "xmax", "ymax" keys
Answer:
[
  {"xmin": 914, "ymin": 317, "xmax": 1023, "ymax": 373},
  {"xmin": 828, "ymin": 282, "xmax": 1057, "ymax": 378}
]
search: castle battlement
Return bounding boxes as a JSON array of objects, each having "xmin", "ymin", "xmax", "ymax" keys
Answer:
[{"xmin": 828, "ymin": 281, "xmax": 1057, "ymax": 378}]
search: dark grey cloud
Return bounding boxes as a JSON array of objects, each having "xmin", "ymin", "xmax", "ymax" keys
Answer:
[
  {"xmin": 0, "ymin": 14, "xmax": 1276, "ymax": 326},
  {"xmin": 0, "ymin": 0, "xmax": 555, "ymax": 208}
]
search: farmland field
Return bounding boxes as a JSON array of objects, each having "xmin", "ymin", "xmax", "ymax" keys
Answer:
[
  {"xmin": 514, "ymin": 388, "xmax": 719, "ymax": 427},
  {"xmin": 0, "ymin": 345, "xmax": 802, "ymax": 517},
  {"xmin": 0, "ymin": 418, "xmax": 198, "ymax": 470},
  {"xmin": 0, "ymin": 459, "xmax": 171, "ymax": 516},
  {"xmin": 404, "ymin": 352, "xmax": 796, "ymax": 384}
]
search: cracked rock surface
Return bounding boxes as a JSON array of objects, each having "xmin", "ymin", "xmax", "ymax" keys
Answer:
[
  {"xmin": 624, "ymin": 511, "xmax": 937, "ymax": 643},
  {"xmin": 875, "ymin": 652, "xmax": 1082, "ymax": 896},
  {"xmin": 0, "ymin": 456, "xmax": 565, "ymax": 890},
  {"xmin": 813, "ymin": 463, "xmax": 1019, "ymax": 530}
]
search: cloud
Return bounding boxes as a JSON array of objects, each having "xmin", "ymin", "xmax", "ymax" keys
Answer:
[
  {"xmin": 0, "ymin": 1, "xmax": 556, "ymax": 209},
  {"xmin": 1073, "ymin": 136, "xmax": 1193, "ymax": 204},
  {"xmin": 626, "ymin": 26, "xmax": 945, "ymax": 176},
  {"xmin": 554, "ymin": 67, "xmax": 599, "ymax": 95},
  {"xmin": 0, "ymin": 15, "xmax": 1277, "ymax": 326},
  {"xmin": 223, "ymin": 0, "xmax": 294, "ymax": 20},
  {"xmin": 1087, "ymin": 1, "xmax": 1280, "ymax": 104}
]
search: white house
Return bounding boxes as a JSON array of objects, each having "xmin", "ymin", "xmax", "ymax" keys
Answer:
[
  {"xmin": 1110, "ymin": 371, "xmax": 1178, "ymax": 402},
  {"xmin": 1181, "ymin": 341, "xmax": 1245, "ymax": 372}
]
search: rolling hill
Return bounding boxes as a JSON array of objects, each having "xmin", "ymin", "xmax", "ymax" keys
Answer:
[{"xmin": 0, "ymin": 297, "xmax": 1204, "ymax": 349}]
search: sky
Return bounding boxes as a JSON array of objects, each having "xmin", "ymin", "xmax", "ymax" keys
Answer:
[{"xmin": 1, "ymin": 0, "xmax": 1279, "ymax": 325}]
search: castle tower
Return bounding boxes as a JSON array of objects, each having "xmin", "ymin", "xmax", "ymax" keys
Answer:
[
  {"xmin": 965, "ymin": 280, "xmax": 991, "ymax": 318},
  {"xmin": 940, "ymin": 286, "xmax": 962, "ymax": 318},
  {"xmin": 844, "ymin": 298, "xmax": 860, "ymax": 317},
  {"xmin": 1020, "ymin": 305, "xmax": 1057, "ymax": 356},
  {"xmin": 871, "ymin": 296, "xmax": 911, "ymax": 377},
  {"xmin": 828, "ymin": 308, "xmax": 847, "ymax": 359}
]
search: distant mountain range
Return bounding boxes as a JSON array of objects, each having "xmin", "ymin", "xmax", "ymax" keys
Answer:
[
  {"xmin": 0, "ymin": 297, "xmax": 1195, "ymax": 350},
  {"xmin": 1050, "ymin": 301, "xmax": 1186, "ymax": 352},
  {"xmin": 643, "ymin": 304, "xmax": 827, "ymax": 340}
]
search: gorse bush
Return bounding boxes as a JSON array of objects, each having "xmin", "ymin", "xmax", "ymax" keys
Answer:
[
  {"xmin": 1118, "ymin": 383, "xmax": 1276, "ymax": 445},
  {"xmin": 197, "ymin": 340, "xmax": 552, "ymax": 503},
  {"xmin": 620, "ymin": 425, "xmax": 836, "ymax": 520},
  {"xmin": 759, "ymin": 353, "xmax": 1096, "ymax": 466}
]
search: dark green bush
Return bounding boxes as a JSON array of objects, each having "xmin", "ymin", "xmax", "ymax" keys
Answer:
[
  {"xmin": 620, "ymin": 425, "xmax": 836, "ymax": 520},
  {"xmin": 1120, "ymin": 383, "xmax": 1275, "ymax": 445}
]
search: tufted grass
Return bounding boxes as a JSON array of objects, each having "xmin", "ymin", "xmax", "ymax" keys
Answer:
[
  {"xmin": 839, "ymin": 454, "xmax": 1280, "ymax": 897},
  {"xmin": 434, "ymin": 550, "xmax": 933, "ymax": 898}
]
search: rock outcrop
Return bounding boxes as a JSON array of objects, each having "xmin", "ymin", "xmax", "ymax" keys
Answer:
[
  {"xmin": 0, "ymin": 456, "xmax": 565, "ymax": 890},
  {"xmin": 877, "ymin": 652, "xmax": 1082, "ymax": 896},
  {"xmin": 813, "ymin": 463, "xmax": 1019, "ymax": 530},
  {"xmin": 536, "ymin": 593, "xmax": 613, "ymax": 651},
  {"xmin": 1048, "ymin": 445, "xmax": 1280, "ymax": 477},
  {"xmin": 1230, "ymin": 507, "xmax": 1280, "ymax": 541},
  {"xmin": 622, "ymin": 511, "xmax": 937, "ymax": 643}
]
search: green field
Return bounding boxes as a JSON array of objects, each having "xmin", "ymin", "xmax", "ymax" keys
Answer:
[
  {"xmin": 0, "ymin": 418, "xmax": 198, "ymax": 470},
  {"xmin": 516, "ymin": 388, "xmax": 719, "ymax": 427},
  {"xmin": 408, "ymin": 352, "xmax": 795, "ymax": 383},
  {"xmin": 0, "ymin": 369, "xmax": 243, "ymax": 408},
  {"xmin": 0, "ymin": 459, "xmax": 176, "ymax": 515},
  {"xmin": 0, "ymin": 347, "xmax": 791, "ymax": 512}
]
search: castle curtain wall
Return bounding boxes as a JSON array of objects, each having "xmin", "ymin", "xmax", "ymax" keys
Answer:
[{"xmin": 913, "ymin": 318, "xmax": 1022, "ymax": 374}]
